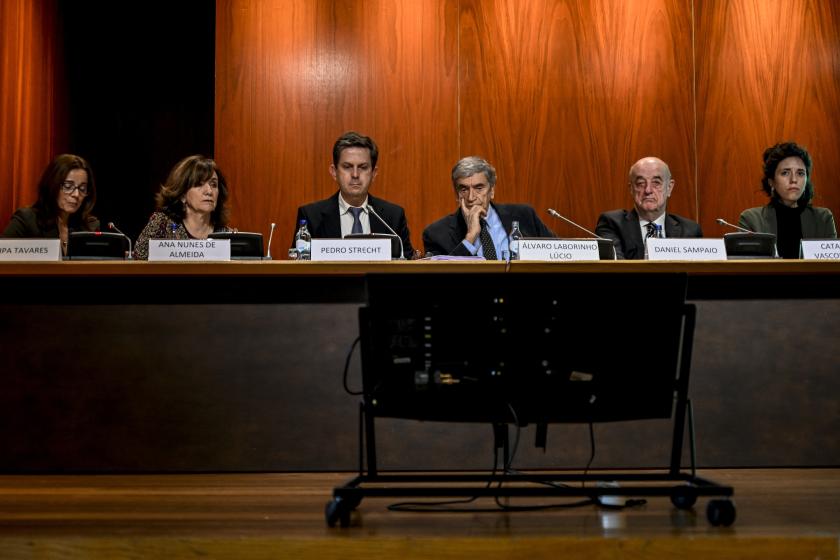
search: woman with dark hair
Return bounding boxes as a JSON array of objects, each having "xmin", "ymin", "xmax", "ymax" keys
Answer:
[
  {"xmin": 739, "ymin": 142, "xmax": 836, "ymax": 258},
  {"xmin": 2, "ymin": 154, "xmax": 100, "ymax": 254},
  {"xmin": 133, "ymin": 155, "xmax": 234, "ymax": 260}
]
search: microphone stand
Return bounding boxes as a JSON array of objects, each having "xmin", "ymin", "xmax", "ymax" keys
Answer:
[
  {"xmin": 107, "ymin": 222, "xmax": 133, "ymax": 260},
  {"xmin": 715, "ymin": 218, "xmax": 753, "ymax": 233},
  {"xmin": 266, "ymin": 222, "xmax": 276, "ymax": 260},
  {"xmin": 546, "ymin": 208, "xmax": 617, "ymax": 260},
  {"xmin": 367, "ymin": 206, "xmax": 406, "ymax": 260}
]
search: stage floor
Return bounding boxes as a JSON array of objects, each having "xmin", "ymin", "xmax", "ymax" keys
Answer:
[{"xmin": 0, "ymin": 469, "xmax": 837, "ymax": 559}]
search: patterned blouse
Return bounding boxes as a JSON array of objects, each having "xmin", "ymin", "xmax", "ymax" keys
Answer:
[{"xmin": 133, "ymin": 211, "xmax": 234, "ymax": 260}]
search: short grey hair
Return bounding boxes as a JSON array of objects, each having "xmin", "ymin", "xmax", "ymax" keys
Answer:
[{"xmin": 451, "ymin": 156, "xmax": 497, "ymax": 189}]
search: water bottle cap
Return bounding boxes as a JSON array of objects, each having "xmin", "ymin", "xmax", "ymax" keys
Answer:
[{"xmin": 299, "ymin": 219, "xmax": 307, "ymax": 226}]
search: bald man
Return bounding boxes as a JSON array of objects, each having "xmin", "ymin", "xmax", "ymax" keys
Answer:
[{"xmin": 595, "ymin": 157, "xmax": 703, "ymax": 259}]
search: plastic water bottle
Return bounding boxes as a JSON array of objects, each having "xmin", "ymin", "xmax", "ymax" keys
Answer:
[
  {"xmin": 170, "ymin": 222, "xmax": 178, "ymax": 239},
  {"xmin": 295, "ymin": 219, "xmax": 311, "ymax": 261},
  {"xmin": 508, "ymin": 220, "xmax": 522, "ymax": 261}
]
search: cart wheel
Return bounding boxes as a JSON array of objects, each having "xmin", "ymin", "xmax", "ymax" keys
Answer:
[
  {"xmin": 706, "ymin": 499, "xmax": 736, "ymax": 526},
  {"xmin": 670, "ymin": 486, "xmax": 697, "ymax": 510},
  {"xmin": 343, "ymin": 494, "xmax": 363, "ymax": 510},
  {"xmin": 325, "ymin": 497, "xmax": 352, "ymax": 528}
]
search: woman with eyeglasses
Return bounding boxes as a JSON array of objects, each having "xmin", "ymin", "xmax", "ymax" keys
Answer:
[
  {"xmin": 2, "ymin": 154, "xmax": 99, "ymax": 253},
  {"xmin": 133, "ymin": 155, "xmax": 233, "ymax": 260}
]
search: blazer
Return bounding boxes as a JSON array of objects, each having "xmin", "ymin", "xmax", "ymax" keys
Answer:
[
  {"xmin": 738, "ymin": 204, "xmax": 837, "ymax": 238},
  {"xmin": 2, "ymin": 206, "xmax": 100, "ymax": 238},
  {"xmin": 594, "ymin": 208, "xmax": 703, "ymax": 260},
  {"xmin": 293, "ymin": 192, "xmax": 414, "ymax": 258},
  {"xmin": 422, "ymin": 203, "xmax": 555, "ymax": 257}
]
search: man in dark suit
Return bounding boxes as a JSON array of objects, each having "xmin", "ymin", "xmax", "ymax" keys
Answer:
[
  {"xmin": 595, "ymin": 157, "xmax": 703, "ymax": 259},
  {"xmin": 423, "ymin": 156, "xmax": 554, "ymax": 258},
  {"xmin": 293, "ymin": 131, "xmax": 414, "ymax": 258}
]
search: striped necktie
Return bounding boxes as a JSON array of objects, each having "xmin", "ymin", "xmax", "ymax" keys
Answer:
[{"xmin": 479, "ymin": 219, "xmax": 497, "ymax": 260}]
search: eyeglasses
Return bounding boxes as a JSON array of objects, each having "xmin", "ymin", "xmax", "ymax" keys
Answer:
[{"xmin": 61, "ymin": 181, "xmax": 89, "ymax": 195}]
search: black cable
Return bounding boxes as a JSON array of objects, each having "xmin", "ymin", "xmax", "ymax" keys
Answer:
[
  {"xmin": 388, "ymin": 407, "xmax": 614, "ymax": 513},
  {"xmin": 387, "ymin": 429, "xmax": 500, "ymax": 512},
  {"xmin": 493, "ymin": 496, "xmax": 596, "ymax": 511},
  {"xmin": 575, "ymin": 422, "xmax": 646, "ymax": 510},
  {"xmin": 342, "ymin": 336, "xmax": 363, "ymax": 396},
  {"xmin": 581, "ymin": 421, "xmax": 595, "ymax": 487},
  {"xmin": 503, "ymin": 403, "xmax": 521, "ymax": 473}
]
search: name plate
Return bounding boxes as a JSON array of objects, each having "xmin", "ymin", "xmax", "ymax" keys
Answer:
[
  {"xmin": 148, "ymin": 239, "xmax": 231, "ymax": 261},
  {"xmin": 311, "ymin": 238, "xmax": 392, "ymax": 261},
  {"xmin": 646, "ymin": 238, "xmax": 726, "ymax": 261},
  {"xmin": 518, "ymin": 239, "xmax": 600, "ymax": 261},
  {"xmin": 801, "ymin": 239, "xmax": 840, "ymax": 260},
  {"xmin": 0, "ymin": 239, "xmax": 62, "ymax": 261}
]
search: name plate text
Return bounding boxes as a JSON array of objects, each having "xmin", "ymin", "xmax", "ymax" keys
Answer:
[
  {"xmin": 801, "ymin": 239, "xmax": 840, "ymax": 260},
  {"xmin": 646, "ymin": 238, "xmax": 726, "ymax": 261},
  {"xmin": 311, "ymin": 238, "xmax": 392, "ymax": 261},
  {"xmin": 148, "ymin": 239, "xmax": 231, "ymax": 261},
  {"xmin": 518, "ymin": 239, "xmax": 600, "ymax": 261},
  {"xmin": 0, "ymin": 239, "xmax": 62, "ymax": 261}
]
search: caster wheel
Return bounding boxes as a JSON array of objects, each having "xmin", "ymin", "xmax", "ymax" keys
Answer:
[
  {"xmin": 343, "ymin": 494, "xmax": 362, "ymax": 511},
  {"xmin": 670, "ymin": 486, "xmax": 697, "ymax": 510},
  {"xmin": 325, "ymin": 497, "xmax": 352, "ymax": 527},
  {"xmin": 706, "ymin": 499, "xmax": 736, "ymax": 527}
]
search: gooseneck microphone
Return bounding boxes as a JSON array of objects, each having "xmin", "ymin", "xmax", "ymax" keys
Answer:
[
  {"xmin": 546, "ymin": 208, "xmax": 604, "ymax": 239},
  {"xmin": 716, "ymin": 218, "xmax": 753, "ymax": 233},
  {"xmin": 266, "ymin": 222, "xmax": 276, "ymax": 259},
  {"xmin": 546, "ymin": 208, "xmax": 617, "ymax": 260},
  {"xmin": 367, "ymin": 205, "xmax": 406, "ymax": 260},
  {"xmin": 107, "ymin": 222, "xmax": 133, "ymax": 260}
]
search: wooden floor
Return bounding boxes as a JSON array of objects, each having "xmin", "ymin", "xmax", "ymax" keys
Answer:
[{"xmin": 0, "ymin": 469, "xmax": 837, "ymax": 559}]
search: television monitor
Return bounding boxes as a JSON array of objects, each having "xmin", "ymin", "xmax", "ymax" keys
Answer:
[
  {"xmin": 724, "ymin": 232, "xmax": 777, "ymax": 259},
  {"xmin": 359, "ymin": 273, "xmax": 689, "ymax": 425},
  {"xmin": 66, "ymin": 231, "xmax": 129, "ymax": 260},
  {"xmin": 208, "ymin": 232, "xmax": 264, "ymax": 260}
]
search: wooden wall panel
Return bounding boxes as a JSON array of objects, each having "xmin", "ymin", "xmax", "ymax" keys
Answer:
[
  {"xmin": 458, "ymin": 0, "xmax": 696, "ymax": 237},
  {"xmin": 215, "ymin": 0, "xmax": 459, "ymax": 250},
  {"xmin": 0, "ymin": 0, "xmax": 63, "ymax": 228},
  {"xmin": 696, "ymin": 0, "xmax": 840, "ymax": 236},
  {"xmin": 217, "ymin": 0, "xmax": 840, "ymax": 246}
]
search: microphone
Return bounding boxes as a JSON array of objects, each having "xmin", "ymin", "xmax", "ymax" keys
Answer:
[
  {"xmin": 107, "ymin": 222, "xmax": 133, "ymax": 260},
  {"xmin": 367, "ymin": 205, "xmax": 406, "ymax": 260},
  {"xmin": 266, "ymin": 222, "xmax": 276, "ymax": 259},
  {"xmin": 547, "ymin": 208, "xmax": 617, "ymax": 260},
  {"xmin": 716, "ymin": 218, "xmax": 754, "ymax": 233},
  {"xmin": 547, "ymin": 208, "xmax": 604, "ymax": 239}
]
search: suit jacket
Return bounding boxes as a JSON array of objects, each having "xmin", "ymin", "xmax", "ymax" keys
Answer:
[
  {"xmin": 422, "ymin": 203, "xmax": 555, "ymax": 257},
  {"xmin": 293, "ymin": 192, "xmax": 414, "ymax": 258},
  {"xmin": 738, "ymin": 204, "xmax": 837, "ymax": 238},
  {"xmin": 594, "ymin": 208, "xmax": 703, "ymax": 260},
  {"xmin": 2, "ymin": 206, "xmax": 100, "ymax": 238}
]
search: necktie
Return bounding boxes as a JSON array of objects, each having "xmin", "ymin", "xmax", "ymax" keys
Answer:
[
  {"xmin": 479, "ymin": 219, "xmax": 497, "ymax": 260},
  {"xmin": 645, "ymin": 222, "xmax": 656, "ymax": 240},
  {"xmin": 349, "ymin": 207, "xmax": 364, "ymax": 234}
]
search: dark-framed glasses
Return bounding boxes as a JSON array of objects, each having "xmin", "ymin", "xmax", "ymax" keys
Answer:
[{"xmin": 61, "ymin": 181, "xmax": 89, "ymax": 195}]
